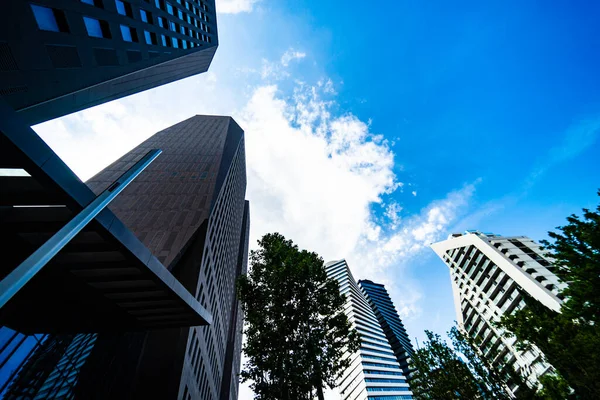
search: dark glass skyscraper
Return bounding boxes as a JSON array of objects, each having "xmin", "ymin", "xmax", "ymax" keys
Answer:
[
  {"xmin": 82, "ymin": 115, "xmax": 249, "ymax": 400},
  {"xmin": 358, "ymin": 280, "xmax": 415, "ymax": 379},
  {"xmin": 0, "ymin": 115, "xmax": 249, "ymax": 399},
  {"xmin": 0, "ymin": 0, "xmax": 218, "ymax": 124}
]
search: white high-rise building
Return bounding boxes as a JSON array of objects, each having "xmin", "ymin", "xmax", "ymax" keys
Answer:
[
  {"xmin": 431, "ymin": 231, "xmax": 565, "ymax": 391},
  {"xmin": 325, "ymin": 260, "xmax": 413, "ymax": 400}
]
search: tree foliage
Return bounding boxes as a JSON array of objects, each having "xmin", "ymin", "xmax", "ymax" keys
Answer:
[
  {"xmin": 410, "ymin": 330, "xmax": 483, "ymax": 400},
  {"xmin": 410, "ymin": 327, "xmax": 531, "ymax": 400},
  {"xmin": 236, "ymin": 233, "xmax": 359, "ymax": 400},
  {"xmin": 497, "ymin": 192, "xmax": 600, "ymax": 399},
  {"xmin": 539, "ymin": 195, "xmax": 600, "ymax": 324}
]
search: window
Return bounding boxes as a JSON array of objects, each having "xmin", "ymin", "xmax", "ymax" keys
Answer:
[
  {"xmin": 182, "ymin": 40, "xmax": 187, "ymax": 49},
  {"xmin": 179, "ymin": 25, "xmax": 185, "ymax": 34},
  {"xmin": 144, "ymin": 30, "xmax": 152, "ymax": 44},
  {"xmin": 157, "ymin": 16, "xmax": 165, "ymax": 28},
  {"xmin": 31, "ymin": 4, "xmax": 69, "ymax": 32},
  {"xmin": 166, "ymin": 2, "xmax": 174, "ymax": 15},
  {"xmin": 140, "ymin": 9, "xmax": 152, "ymax": 23},
  {"xmin": 172, "ymin": 37, "xmax": 178, "ymax": 48},
  {"xmin": 115, "ymin": 0, "xmax": 133, "ymax": 17},
  {"xmin": 81, "ymin": 0, "xmax": 104, "ymax": 6},
  {"xmin": 169, "ymin": 21, "xmax": 176, "ymax": 31},
  {"xmin": 120, "ymin": 24, "xmax": 137, "ymax": 42},
  {"xmin": 84, "ymin": 17, "xmax": 111, "ymax": 38},
  {"xmin": 161, "ymin": 34, "xmax": 168, "ymax": 46},
  {"xmin": 178, "ymin": 9, "xmax": 183, "ymax": 20}
]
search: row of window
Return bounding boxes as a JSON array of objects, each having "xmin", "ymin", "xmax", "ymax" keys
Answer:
[
  {"xmin": 365, "ymin": 378, "xmax": 407, "ymax": 384},
  {"xmin": 83, "ymin": 0, "xmax": 211, "ymax": 34},
  {"xmin": 362, "ymin": 362, "xmax": 401, "ymax": 369},
  {"xmin": 361, "ymin": 346, "xmax": 395, "ymax": 357},
  {"xmin": 364, "ymin": 369, "xmax": 405, "ymax": 376},
  {"xmin": 361, "ymin": 354, "xmax": 398, "ymax": 363},
  {"xmin": 153, "ymin": 0, "xmax": 210, "ymax": 25},
  {"xmin": 366, "ymin": 387, "xmax": 410, "ymax": 392},
  {"xmin": 31, "ymin": 3, "xmax": 211, "ymax": 45}
]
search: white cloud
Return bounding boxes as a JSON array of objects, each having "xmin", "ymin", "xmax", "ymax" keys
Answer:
[
  {"xmin": 379, "ymin": 182, "xmax": 475, "ymax": 263},
  {"xmin": 280, "ymin": 49, "xmax": 306, "ymax": 67},
  {"xmin": 239, "ymin": 83, "xmax": 398, "ymax": 261},
  {"xmin": 347, "ymin": 182, "xmax": 478, "ymax": 320},
  {"xmin": 384, "ymin": 202, "xmax": 403, "ymax": 230},
  {"xmin": 412, "ymin": 190, "xmax": 417, "ymax": 196},
  {"xmin": 260, "ymin": 48, "xmax": 307, "ymax": 80},
  {"xmin": 218, "ymin": 0, "xmax": 260, "ymax": 14}
]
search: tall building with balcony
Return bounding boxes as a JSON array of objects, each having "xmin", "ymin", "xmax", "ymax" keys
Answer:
[
  {"xmin": 358, "ymin": 280, "xmax": 415, "ymax": 379},
  {"xmin": 326, "ymin": 260, "xmax": 413, "ymax": 400},
  {"xmin": 431, "ymin": 231, "xmax": 564, "ymax": 392},
  {"xmin": 0, "ymin": 0, "xmax": 218, "ymax": 125},
  {"xmin": 0, "ymin": 111, "xmax": 249, "ymax": 399}
]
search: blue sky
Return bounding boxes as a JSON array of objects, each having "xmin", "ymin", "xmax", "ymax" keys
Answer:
[{"xmin": 34, "ymin": 1, "xmax": 600, "ymax": 398}]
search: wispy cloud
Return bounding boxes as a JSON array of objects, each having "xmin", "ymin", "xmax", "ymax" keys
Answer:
[
  {"xmin": 527, "ymin": 115, "xmax": 600, "ymax": 186},
  {"xmin": 218, "ymin": 0, "xmax": 261, "ymax": 14},
  {"xmin": 384, "ymin": 202, "xmax": 403, "ymax": 230},
  {"xmin": 260, "ymin": 48, "xmax": 308, "ymax": 80},
  {"xmin": 347, "ymin": 181, "xmax": 478, "ymax": 319},
  {"xmin": 453, "ymin": 115, "xmax": 600, "ymax": 234},
  {"xmin": 280, "ymin": 49, "xmax": 306, "ymax": 67}
]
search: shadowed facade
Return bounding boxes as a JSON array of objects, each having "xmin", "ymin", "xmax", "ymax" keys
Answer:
[
  {"xmin": 2, "ymin": 115, "xmax": 249, "ymax": 399},
  {"xmin": 0, "ymin": 0, "xmax": 218, "ymax": 125}
]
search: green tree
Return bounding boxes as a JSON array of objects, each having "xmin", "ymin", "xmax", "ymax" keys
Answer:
[
  {"xmin": 410, "ymin": 330, "xmax": 483, "ymax": 400},
  {"xmin": 497, "ymin": 192, "xmax": 600, "ymax": 399},
  {"xmin": 539, "ymin": 194, "xmax": 600, "ymax": 324},
  {"xmin": 410, "ymin": 327, "xmax": 535, "ymax": 400},
  {"xmin": 236, "ymin": 233, "xmax": 360, "ymax": 400}
]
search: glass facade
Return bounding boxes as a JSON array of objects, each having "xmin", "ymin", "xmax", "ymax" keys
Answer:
[
  {"xmin": 358, "ymin": 280, "xmax": 415, "ymax": 379},
  {"xmin": 0, "ymin": 328, "xmax": 46, "ymax": 396},
  {"xmin": 326, "ymin": 260, "xmax": 413, "ymax": 400},
  {"xmin": 1, "ymin": 333, "xmax": 96, "ymax": 399}
]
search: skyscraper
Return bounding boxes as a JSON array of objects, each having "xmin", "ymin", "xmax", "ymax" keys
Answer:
[
  {"xmin": 326, "ymin": 260, "xmax": 413, "ymax": 400},
  {"xmin": 0, "ymin": 0, "xmax": 218, "ymax": 125},
  {"xmin": 358, "ymin": 280, "xmax": 415, "ymax": 379},
  {"xmin": 431, "ymin": 231, "xmax": 563, "ymax": 392},
  {"xmin": 0, "ymin": 114, "xmax": 249, "ymax": 399}
]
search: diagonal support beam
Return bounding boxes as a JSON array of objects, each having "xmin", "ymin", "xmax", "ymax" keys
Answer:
[{"xmin": 0, "ymin": 149, "xmax": 162, "ymax": 309}]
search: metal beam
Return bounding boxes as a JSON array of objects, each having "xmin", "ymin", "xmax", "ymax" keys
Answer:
[{"xmin": 0, "ymin": 149, "xmax": 161, "ymax": 309}]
